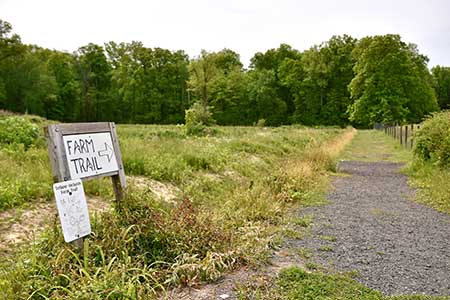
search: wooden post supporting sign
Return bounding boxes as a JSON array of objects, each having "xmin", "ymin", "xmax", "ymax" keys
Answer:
[{"xmin": 45, "ymin": 122, "xmax": 126, "ymax": 249}]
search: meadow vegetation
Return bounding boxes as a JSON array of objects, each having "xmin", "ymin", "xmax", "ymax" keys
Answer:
[
  {"xmin": 0, "ymin": 113, "xmax": 353, "ymax": 299},
  {"xmin": 407, "ymin": 111, "xmax": 450, "ymax": 215}
]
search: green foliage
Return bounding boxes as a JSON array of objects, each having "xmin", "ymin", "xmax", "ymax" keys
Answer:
[
  {"xmin": 280, "ymin": 35, "xmax": 356, "ymax": 126},
  {"xmin": 275, "ymin": 266, "xmax": 450, "ymax": 300},
  {"xmin": 413, "ymin": 111, "xmax": 450, "ymax": 168},
  {"xmin": 105, "ymin": 41, "xmax": 189, "ymax": 124},
  {"xmin": 250, "ymin": 44, "xmax": 301, "ymax": 122},
  {"xmin": 0, "ymin": 116, "xmax": 39, "ymax": 148},
  {"xmin": 247, "ymin": 69, "xmax": 287, "ymax": 126},
  {"xmin": 184, "ymin": 102, "xmax": 216, "ymax": 136},
  {"xmin": 431, "ymin": 66, "xmax": 450, "ymax": 110},
  {"xmin": 348, "ymin": 35, "xmax": 438, "ymax": 127}
]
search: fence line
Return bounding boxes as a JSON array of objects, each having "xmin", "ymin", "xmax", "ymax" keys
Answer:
[{"xmin": 383, "ymin": 124, "xmax": 421, "ymax": 150}]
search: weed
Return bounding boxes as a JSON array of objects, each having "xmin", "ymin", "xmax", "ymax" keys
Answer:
[
  {"xmin": 305, "ymin": 262, "xmax": 318, "ymax": 271},
  {"xmin": 291, "ymin": 215, "xmax": 313, "ymax": 227},
  {"xmin": 297, "ymin": 247, "xmax": 312, "ymax": 259},
  {"xmin": 318, "ymin": 245, "xmax": 334, "ymax": 252},
  {"xmin": 320, "ymin": 235, "xmax": 337, "ymax": 242}
]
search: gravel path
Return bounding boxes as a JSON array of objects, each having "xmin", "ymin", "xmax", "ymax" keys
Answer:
[{"xmin": 292, "ymin": 161, "xmax": 450, "ymax": 296}]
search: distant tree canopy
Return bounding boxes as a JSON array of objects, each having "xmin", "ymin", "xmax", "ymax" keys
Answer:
[
  {"xmin": 0, "ymin": 19, "xmax": 446, "ymax": 127},
  {"xmin": 431, "ymin": 65, "xmax": 450, "ymax": 110},
  {"xmin": 348, "ymin": 34, "xmax": 438, "ymax": 127}
]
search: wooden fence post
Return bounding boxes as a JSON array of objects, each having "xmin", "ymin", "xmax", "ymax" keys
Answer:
[
  {"xmin": 400, "ymin": 126, "xmax": 403, "ymax": 145},
  {"xmin": 405, "ymin": 126, "xmax": 408, "ymax": 148}
]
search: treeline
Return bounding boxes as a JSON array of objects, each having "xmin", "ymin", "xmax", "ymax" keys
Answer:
[{"xmin": 1, "ymin": 19, "xmax": 449, "ymax": 127}]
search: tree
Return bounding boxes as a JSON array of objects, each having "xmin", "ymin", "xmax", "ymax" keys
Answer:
[
  {"xmin": 348, "ymin": 34, "xmax": 438, "ymax": 127},
  {"xmin": 250, "ymin": 44, "xmax": 301, "ymax": 120},
  {"xmin": 207, "ymin": 49, "xmax": 250, "ymax": 125},
  {"xmin": 188, "ymin": 50, "xmax": 218, "ymax": 113},
  {"xmin": 0, "ymin": 19, "xmax": 26, "ymax": 111},
  {"xmin": 279, "ymin": 35, "xmax": 356, "ymax": 126},
  {"xmin": 106, "ymin": 41, "xmax": 189, "ymax": 124},
  {"xmin": 431, "ymin": 66, "xmax": 450, "ymax": 109},
  {"xmin": 76, "ymin": 43, "xmax": 112, "ymax": 121},
  {"xmin": 247, "ymin": 69, "xmax": 287, "ymax": 126},
  {"xmin": 47, "ymin": 50, "xmax": 82, "ymax": 121},
  {"xmin": 0, "ymin": 20, "xmax": 25, "ymax": 62}
]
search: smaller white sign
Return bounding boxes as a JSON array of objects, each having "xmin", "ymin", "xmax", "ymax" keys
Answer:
[{"xmin": 53, "ymin": 179, "xmax": 91, "ymax": 243}]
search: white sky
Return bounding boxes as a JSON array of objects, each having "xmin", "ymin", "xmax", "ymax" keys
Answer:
[{"xmin": 1, "ymin": 0, "xmax": 449, "ymax": 68}]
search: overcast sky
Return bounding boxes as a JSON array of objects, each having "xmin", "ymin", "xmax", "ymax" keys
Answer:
[{"xmin": 1, "ymin": 0, "xmax": 449, "ymax": 68}]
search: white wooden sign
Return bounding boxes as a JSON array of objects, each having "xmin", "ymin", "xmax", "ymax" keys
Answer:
[
  {"xmin": 45, "ymin": 122, "xmax": 126, "ymax": 187},
  {"xmin": 63, "ymin": 132, "xmax": 119, "ymax": 179},
  {"xmin": 53, "ymin": 179, "xmax": 91, "ymax": 243}
]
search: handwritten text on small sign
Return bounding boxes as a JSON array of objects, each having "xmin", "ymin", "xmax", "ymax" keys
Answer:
[
  {"xmin": 63, "ymin": 132, "xmax": 119, "ymax": 180},
  {"xmin": 53, "ymin": 179, "xmax": 91, "ymax": 243}
]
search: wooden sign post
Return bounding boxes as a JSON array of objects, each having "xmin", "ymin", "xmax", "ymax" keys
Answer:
[{"xmin": 45, "ymin": 122, "xmax": 126, "ymax": 248}]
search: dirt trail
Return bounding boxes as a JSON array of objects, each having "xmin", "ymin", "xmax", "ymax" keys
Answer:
[{"xmin": 0, "ymin": 197, "xmax": 109, "ymax": 254}]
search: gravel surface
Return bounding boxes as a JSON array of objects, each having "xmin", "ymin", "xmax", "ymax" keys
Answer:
[{"xmin": 292, "ymin": 161, "xmax": 450, "ymax": 296}]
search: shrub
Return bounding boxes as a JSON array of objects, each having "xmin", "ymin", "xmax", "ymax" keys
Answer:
[
  {"xmin": 0, "ymin": 116, "xmax": 40, "ymax": 149},
  {"xmin": 413, "ymin": 111, "xmax": 450, "ymax": 168},
  {"xmin": 184, "ymin": 102, "xmax": 215, "ymax": 136}
]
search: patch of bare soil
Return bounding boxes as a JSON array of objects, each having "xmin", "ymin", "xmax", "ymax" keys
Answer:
[
  {"xmin": 129, "ymin": 176, "xmax": 181, "ymax": 204},
  {"xmin": 0, "ymin": 197, "xmax": 109, "ymax": 254}
]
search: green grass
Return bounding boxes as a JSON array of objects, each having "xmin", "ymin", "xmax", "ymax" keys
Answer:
[
  {"xmin": 0, "ymin": 121, "xmax": 351, "ymax": 299},
  {"xmin": 340, "ymin": 130, "xmax": 411, "ymax": 163},
  {"xmin": 274, "ymin": 267, "xmax": 450, "ymax": 300}
]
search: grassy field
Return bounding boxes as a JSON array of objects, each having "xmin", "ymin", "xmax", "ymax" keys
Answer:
[{"xmin": 0, "ymin": 116, "xmax": 355, "ymax": 299}]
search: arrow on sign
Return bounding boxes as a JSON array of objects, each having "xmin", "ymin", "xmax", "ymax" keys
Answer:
[{"xmin": 98, "ymin": 143, "xmax": 114, "ymax": 162}]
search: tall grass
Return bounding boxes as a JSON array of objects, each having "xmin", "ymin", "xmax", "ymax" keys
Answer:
[
  {"xmin": 0, "ymin": 124, "xmax": 353, "ymax": 299},
  {"xmin": 407, "ymin": 161, "xmax": 450, "ymax": 214}
]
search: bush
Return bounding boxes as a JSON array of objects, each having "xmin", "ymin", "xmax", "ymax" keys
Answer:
[
  {"xmin": 413, "ymin": 111, "xmax": 450, "ymax": 168},
  {"xmin": 0, "ymin": 116, "xmax": 40, "ymax": 149},
  {"xmin": 185, "ymin": 102, "xmax": 215, "ymax": 136}
]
